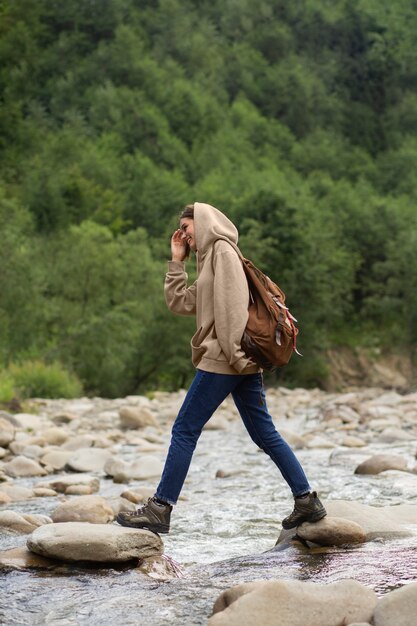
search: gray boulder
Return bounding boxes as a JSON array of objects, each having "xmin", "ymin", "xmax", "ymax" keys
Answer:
[
  {"xmin": 40, "ymin": 450, "xmax": 73, "ymax": 470},
  {"xmin": 355, "ymin": 454, "xmax": 408, "ymax": 475},
  {"xmin": 0, "ymin": 485, "xmax": 34, "ymax": 501},
  {"xmin": 297, "ymin": 517, "xmax": 366, "ymax": 546},
  {"xmin": 378, "ymin": 427, "xmax": 416, "ymax": 443},
  {"xmin": 209, "ymin": 579, "xmax": 376, "ymax": 626},
  {"xmin": 373, "ymin": 582, "xmax": 417, "ymax": 626},
  {"xmin": 51, "ymin": 495, "xmax": 114, "ymax": 524},
  {"xmin": 66, "ymin": 448, "xmax": 113, "ymax": 473},
  {"xmin": 0, "ymin": 510, "xmax": 52, "ymax": 534},
  {"xmin": 4, "ymin": 455, "xmax": 47, "ymax": 478},
  {"xmin": 0, "ymin": 417, "xmax": 15, "ymax": 447},
  {"xmin": 27, "ymin": 522, "xmax": 163, "ymax": 563},
  {"xmin": 119, "ymin": 406, "xmax": 159, "ymax": 430},
  {"xmin": 36, "ymin": 474, "xmax": 100, "ymax": 494}
]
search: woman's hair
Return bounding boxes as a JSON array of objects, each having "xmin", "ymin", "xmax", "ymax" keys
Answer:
[{"xmin": 180, "ymin": 204, "xmax": 194, "ymax": 219}]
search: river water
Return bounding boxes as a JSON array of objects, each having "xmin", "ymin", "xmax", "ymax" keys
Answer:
[{"xmin": 1, "ymin": 405, "xmax": 417, "ymax": 625}]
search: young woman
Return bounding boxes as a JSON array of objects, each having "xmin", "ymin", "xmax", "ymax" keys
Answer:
[{"xmin": 117, "ymin": 202, "xmax": 326, "ymax": 534}]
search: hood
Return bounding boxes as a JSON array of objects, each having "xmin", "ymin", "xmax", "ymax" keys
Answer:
[{"xmin": 194, "ymin": 202, "xmax": 238, "ymax": 257}]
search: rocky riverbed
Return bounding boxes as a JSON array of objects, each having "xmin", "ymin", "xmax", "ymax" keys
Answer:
[{"xmin": 1, "ymin": 385, "xmax": 417, "ymax": 625}]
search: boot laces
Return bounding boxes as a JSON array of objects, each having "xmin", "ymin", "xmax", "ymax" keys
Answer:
[{"xmin": 125, "ymin": 497, "xmax": 154, "ymax": 517}]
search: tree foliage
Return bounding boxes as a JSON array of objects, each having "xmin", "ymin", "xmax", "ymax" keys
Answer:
[{"xmin": 0, "ymin": 0, "xmax": 416, "ymax": 395}]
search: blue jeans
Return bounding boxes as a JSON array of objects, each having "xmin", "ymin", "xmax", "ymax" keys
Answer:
[{"xmin": 155, "ymin": 370, "xmax": 311, "ymax": 505}]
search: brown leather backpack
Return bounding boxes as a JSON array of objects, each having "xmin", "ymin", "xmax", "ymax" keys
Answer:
[{"xmin": 224, "ymin": 241, "xmax": 301, "ymax": 371}]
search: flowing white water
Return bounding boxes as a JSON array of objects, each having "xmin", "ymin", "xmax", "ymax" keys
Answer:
[{"xmin": 1, "ymin": 403, "xmax": 417, "ymax": 624}]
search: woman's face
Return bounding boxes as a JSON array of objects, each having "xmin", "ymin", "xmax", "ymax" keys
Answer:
[{"xmin": 180, "ymin": 218, "xmax": 196, "ymax": 251}]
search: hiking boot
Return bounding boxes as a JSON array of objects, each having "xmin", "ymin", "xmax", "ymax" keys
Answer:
[
  {"xmin": 116, "ymin": 497, "xmax": 172, "ymax": 534},
  {"xmin": 281, "ymin": 491, "xmax": 326, "ymax": 529}
]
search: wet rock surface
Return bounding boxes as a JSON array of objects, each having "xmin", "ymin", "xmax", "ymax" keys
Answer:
[
  {"xmin": 27, "ymin": 522, "xmax": 164, "ymax": 563},
  {"xmin": 0, "ymin": 386, "xmax": 417, "ymax": 624},
  {"xmin": 209, "ymin": 578, "xmax": 377, "ymax": 626}
]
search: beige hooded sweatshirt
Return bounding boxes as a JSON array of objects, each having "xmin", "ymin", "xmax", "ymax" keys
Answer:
[{"xmin": 164, "ymin": 202, "xmax": 260, "ymax": 375}]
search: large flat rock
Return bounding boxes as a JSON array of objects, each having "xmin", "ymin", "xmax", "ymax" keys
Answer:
[
  {"xmin": 209, "ymin": 579, "xmax": 376, "ymax": 626},
  {"xmin": 275, "ymin": 500, "xmax": 417, "ymax": 548},
  {"xmin": 27, "ymin": 522, "xmax": 163, "ymax": 563}
]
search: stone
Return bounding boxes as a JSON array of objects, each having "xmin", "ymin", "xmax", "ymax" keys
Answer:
[
  {"xmin": 0, "ymin": 485, "xmax": 34, "ymax": 501},
  {"xmin": 0, "ymin": 410, "xmax": 20, "ymax": 427},
  {"xmin": 137, "ymin": 555, "xmax": 185, "ymax": 580},
  {"xmin": 120, "ymin": 488, "xmax": 155, "ymax": 504},
  {"xmin": 51, "ymin": 495, "xmax": 115, "ymax": 523},
  {"xmin": 275, "ymin": 501, "xmax": 417, "ymax": 547},
  {"xmin": 306, "ymin": 436, "xmax": 336, "ymax": 449},
  {"xmin": 4, "ymin": 455, "xmax": 47, "ymax": 477},
  {"xmin": 104, "ymin": 457, "xmax": 128, "ymax": 477},
  {"xmin": 355, "ymin": 454, "xmax": 408, "ymax": 475},
  {"xmin": 40, "ymin": 450, "xmax": 73, "ymax": 470},
  {"xmin": 0, "ymin": 490, "xmax": 12, "ymax": 504},
  {"xmin": 33, "ymin": 487, "xmax": 57, "ymax": 497},
  {"xmin": 373, "ymin": 582, "xmax": 417, "ymax": 626},
  {"xmin": 340, "ymin": 436, "xmax": 366, "ymax": 447},
  {"xmin": 323, "ymin": 405, "xmax": 360, "ymax": 423},
  {"xmin": 128, "ymin": 456, "xmax": 164, "ymax": 480},
  {"xmin": 61, "ymin": 435, "xmax": 95, "ymax": 451},
  {"xmin": 51, "ymin": 412, "xmax": 78, "ymax": 425},
  {"xmin": 106, "ymin": 496, "xmax": 136, "ymax": 516},
  {"xmin": 378, "ymin": 427, "xmax": 416, "ymax": 443},
  {"xmin": 204, "ymin": 414, "xmax": 229, "ymax": 430},
  {"xmin": 318, "ymin": 501, "xmax": 415, "ymax": 541},
  {"xmin": 0, "ymin": 547, "xmax": 59, "ymax": 571},
  {"xmin": 20, "ymin": 444, "xmax": 45, "ymax": 459},
  {"xmin": 65, "ymin": 484, "xmax": 96, "ymax": 495},
  {"xmin": 209, "ymin": 579, "xmax": 377, "ymax": 626},
  {"xmin": 66, "ymin": 448, "xmax": 113, "ymax": 473},
  {"xmin": 36, "ymin": 474, "xmax": 100, "ymax": 493},
  {"xmin": 13, "ymin": 413, "xmax": 44, "ymax": 430},
  {"xmin": 42, "ymin": 427, "xmax": 69, "ymax": 445},
  {"xmin": 27, "ymin": 522, "xmax": 163, "ymax": 563},
  {"xmin": 0, "ymin": 510, "xmax": 52, "ymax": 534},
  {"xmin": 119, "ymin": 406, "xmax": 159, "ymax": 429},
  {"xmin": 104, "ymin": 456, "xmax": 163, "ymax": 481},
  {"xmin": 278, "ymin": 429, "xmax": 307, "ymax": 450},
  {"xmin": 0, "ymin": 417, "xmax": 15, "ymax": 447},
  {"xmin": 297, "ymin": 517, "xmax": 366, "ymax": 546}
]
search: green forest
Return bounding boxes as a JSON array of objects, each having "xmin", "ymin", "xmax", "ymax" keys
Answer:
[{"xmin": 1, "ymin": 0, "xmax": 416, "ymax": 399}]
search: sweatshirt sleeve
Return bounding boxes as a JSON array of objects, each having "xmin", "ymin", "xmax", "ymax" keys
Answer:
[
  {"xmin": 164, "ymin": 261, "xmax": 197, "ymax": 316},
  {"xmin": 213, "ymin": 247, "xmax": 256, "ymax": 373}
]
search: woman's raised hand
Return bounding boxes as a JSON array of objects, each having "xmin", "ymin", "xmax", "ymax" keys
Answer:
[{"xmin": 171, "ymin": 229, "xmax": 188, "ymax": 262}]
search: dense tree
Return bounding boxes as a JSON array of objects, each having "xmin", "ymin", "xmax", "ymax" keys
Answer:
[{"xmin": 0, "ymin": 0, "xmax": 416, "ymax": 395}]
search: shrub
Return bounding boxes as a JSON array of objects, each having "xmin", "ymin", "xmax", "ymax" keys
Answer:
[
  {"xmin": 8, "ymin": 361, "xmax": 83, "ymax": 399},
  {"xmin": 0, "ymin": 372, "xmax": 15, "ymax": 404}
]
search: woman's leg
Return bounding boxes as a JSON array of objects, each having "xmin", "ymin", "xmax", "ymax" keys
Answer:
[
  {"xmin": 231, "ymin": 373, "xmax": 311, "ymax": 497},
  {"xmin": 155, "ymin": 370, "xmax": 241, "ymax": 504}
]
